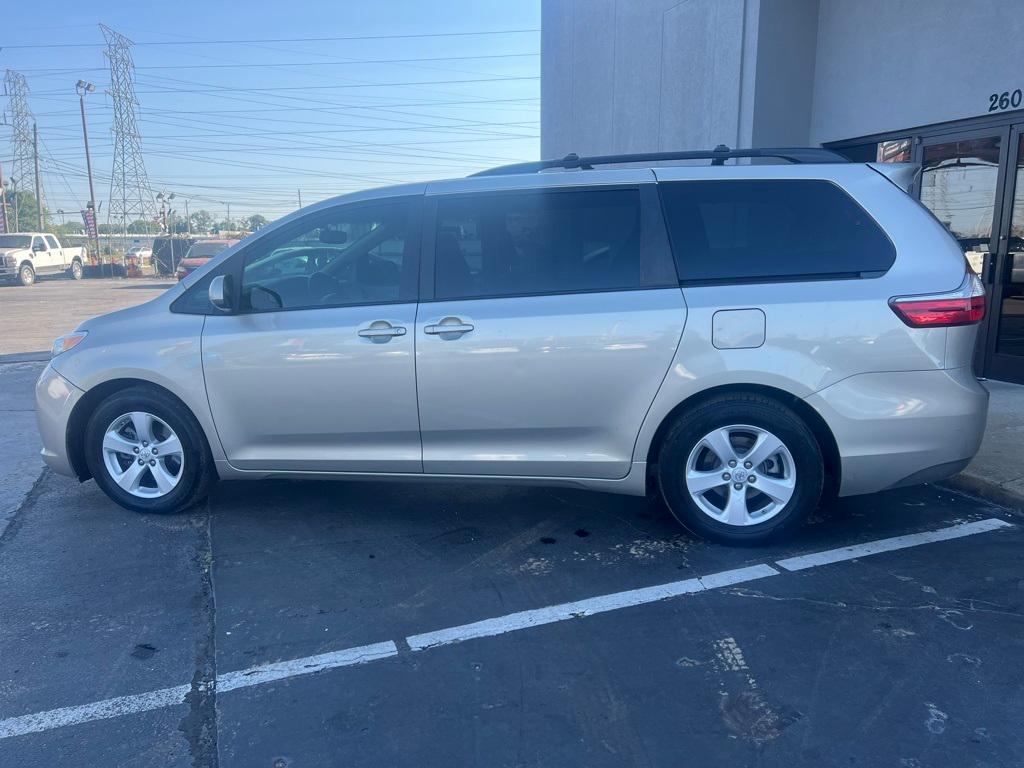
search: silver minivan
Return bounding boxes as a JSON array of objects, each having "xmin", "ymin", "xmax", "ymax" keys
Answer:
[{"xmin": 36, "ymin": 147, "xmax": 989, "ymax": 544}]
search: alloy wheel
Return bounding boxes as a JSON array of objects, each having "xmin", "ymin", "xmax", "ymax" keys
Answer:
[
  {"xmin": 101, "ymin": 412, "xmax": 185, "ymax": 498},
  {"xmin": 684, "ymin": 424, "xmax": 796, "ymax": 526}
]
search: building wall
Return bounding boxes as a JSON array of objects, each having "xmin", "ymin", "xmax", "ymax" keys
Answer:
[
  {"xmin": 811, "ymin": 0, "xmax": 1024, "ymax": 144},
  {"xmin": 541, "ymin": 0, "xmax": 762, "ymax": 157},
  {"xmin": 542, "ymin": 0, "xmax": 1023, "ymax": 153}
]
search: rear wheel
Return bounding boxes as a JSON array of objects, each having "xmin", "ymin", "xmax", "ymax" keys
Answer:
[
  {"xmin": 85, "ymin": 386, "xmax": 216, "ymax": 514},
  {"xmin": 69, "ymin": 259, "xmax": 84, "ymax": 280},
  {"xmin": 657, "ymin": 394, "xmax": 823, "ymax": 545},
  {"xmin": 18, "ymin": 263, "xmax": 35, "ymax": 286}
]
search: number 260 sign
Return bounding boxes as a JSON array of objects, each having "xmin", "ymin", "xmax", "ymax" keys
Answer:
[{"xmin": 989, "ymin": 89, "xmax": 1023, "ymax": 112}]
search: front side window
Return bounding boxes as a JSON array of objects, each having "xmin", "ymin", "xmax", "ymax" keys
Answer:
[
  {"xmin": 433, "ymin": 188, "xmax": 670, "ymax": 300},
  {"xmin": 659, "ymin": 179, "xmax": 895, "ymax": 282},
  {"xmin": 32, "ymin": 236, "xmax": 46, "ymax": 251},
  {"xmin": 241, "ymin": 201, "xmax": 414, "ymax": 312}
]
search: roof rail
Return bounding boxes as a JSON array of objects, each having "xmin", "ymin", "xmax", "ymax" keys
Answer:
[{"xmin": 471, "ymin": 144, "xmax": 850, "ymax": 177}]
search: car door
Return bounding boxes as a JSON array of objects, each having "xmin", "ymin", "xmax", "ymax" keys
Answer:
[
  {"xmin": 31, "ymin": 236, "xmax": 54, "ymax": 272},
  {"xmin": 44, "ymin": 235, "xmax": 65, "ymax": 268},
  {"xmin": 415, "ymin": 179, "xmax": 687, "ymax": 479},
  {"xmin": 201, "ymin": 195, "xmax": 423, "ymax": 473}
]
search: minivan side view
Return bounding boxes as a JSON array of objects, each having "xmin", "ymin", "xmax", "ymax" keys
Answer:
[{"xmin": 36, "ymin": 147, "xmax": 990, "ymax": 544}]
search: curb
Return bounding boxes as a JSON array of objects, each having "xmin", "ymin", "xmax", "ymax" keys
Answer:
[{"xmin": 940, "ymin": 473, "xmax": 1024, "ymax": 513}]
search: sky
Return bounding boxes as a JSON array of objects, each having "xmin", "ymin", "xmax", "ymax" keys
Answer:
[{"xmin": 1, "ymin": 0, "xmax": 540, "ymax": 225}]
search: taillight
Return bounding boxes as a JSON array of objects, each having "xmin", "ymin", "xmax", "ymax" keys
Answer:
[{"xmin": 889, "ymin": 272, "xmax": 986, "ymax": 328}]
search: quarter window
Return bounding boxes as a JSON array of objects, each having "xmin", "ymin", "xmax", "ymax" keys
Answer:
[
  {"xmin": 433, "ymin": 188, "xmax": 672, "ymax": 300},
  {"xmin": 659, "ymin": 180, "xmax": 896, "ymax": 282},
  {"xmin": 240, "ymin": 201, "xmax": 415, "ymax": 312}
]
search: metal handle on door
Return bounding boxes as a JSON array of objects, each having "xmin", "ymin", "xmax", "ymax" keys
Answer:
[
  {"xmin": 424, "ymin": 322, "xmax": 474, "ymax": 336},
  {"xmin": 358, "ymin": 324, "xmax": 406, "ymax": 341}
]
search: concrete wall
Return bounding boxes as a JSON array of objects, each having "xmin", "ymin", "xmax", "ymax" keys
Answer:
[
  {"xmin": 541, "ymin": 0, "xmax": 762, "ymax": 157},
  {"xmin": 811, "ymin": 0, "xmax": 1024, "ymax": 144},
  {"xmin": 543, "ymin": 0, "xmax": 1023, "ymax": 153}
]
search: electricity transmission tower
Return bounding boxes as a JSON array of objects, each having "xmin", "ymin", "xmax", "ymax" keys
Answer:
[
  {"xmin": 101, "ymin": 24, "xmax": 156, "ymax": 255},
  {"xmin": 4, "ymin": 69, "xmax": 45, "ymax": 232}
]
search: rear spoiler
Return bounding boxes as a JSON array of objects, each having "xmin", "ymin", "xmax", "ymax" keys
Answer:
[{"xmin": 868, "ymin": 162, "xmax": 921, "ymax": 193}]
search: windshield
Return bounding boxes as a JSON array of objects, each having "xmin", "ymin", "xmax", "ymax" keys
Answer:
[
  {"xmin": 185, "ymin": 242, "xmax": 231, "ymax": 259},
  {"xmin": 0, "ymin": 235, "xmax": 31, "ymax": 249}
]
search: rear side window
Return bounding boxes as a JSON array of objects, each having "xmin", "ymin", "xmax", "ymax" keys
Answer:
[
  {"xmin": 45, "ymin": 235, "xmax": 60, "ymax": 249},
  {"xmin": 659, "ymin": 180, "xmax": 895, "ymax": 282},
  {"xmin": 433, "ymin": 187, "xmax": 675, "ymax": 300}
]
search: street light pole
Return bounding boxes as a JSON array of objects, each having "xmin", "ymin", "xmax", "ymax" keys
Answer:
[
  {"xmin": 76, "ymin": 80, "xmax": 100, "ymax": 265},
  {"xmin": 33, "ymin": 123, "xmax": 43, "ymax": 230}
]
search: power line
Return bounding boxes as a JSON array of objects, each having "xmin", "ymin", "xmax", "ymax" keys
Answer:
[
  {"xmin": 16, "ymin": 52, "xmax": 539, "ymax": 74},
  {"xmin": 0, "ymin": 28, "xmax": 540, "ymax": 50}
]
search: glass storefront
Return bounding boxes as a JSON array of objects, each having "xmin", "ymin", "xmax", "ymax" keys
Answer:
[{"xmin": 831, "ymin": 115, "xmax": 1024, "ymax": 384}]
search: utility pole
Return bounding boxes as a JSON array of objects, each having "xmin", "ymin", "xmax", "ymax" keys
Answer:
[
  {"xmin": 226, "ymin": 202, "xmax": 231, "ymax": 230},
  {"xmin": 297, "ymin": 189, "xmax": 302, "ymax": 209},
  {"xmin": 77, "ymin": 80, "xmax": 100, "ymax": 263},
  {"xmin": 184, "ymin": 199, "xmax": 191, "ymax": 236},
  {"xmin": 32, "ymin": 124, "xmax": 43, "ymax": 230}
]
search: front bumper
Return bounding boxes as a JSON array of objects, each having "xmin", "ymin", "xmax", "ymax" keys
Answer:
[
  {"xmin": 805, "ymin": 366, "xmax": 989, "ymax": 497},
  {"xmin": 35, "ymin": 362, "xmax": 85, "ymax": 477}
]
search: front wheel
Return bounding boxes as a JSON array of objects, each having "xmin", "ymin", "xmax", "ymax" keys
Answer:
[
  {"xmin": 84, "ymin": 386, "xmax": 217, "ymax": 514},
  {"xmin": 18, "ymin": 264, "xmax": 35, "ymax": 286},
  {"xmin": 657, "ymin": 394, "xmax": 823, "ymax": 545}
]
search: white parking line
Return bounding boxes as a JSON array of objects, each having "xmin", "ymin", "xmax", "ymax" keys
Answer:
[
  {"xmin": 774, "ymin": 518, "xmax": 1013, "ymax": 571},
  {"xmin": 217, "ymin": 641, "xmax": 398, "ymax": 692},
  {"xmin": 407, "ymin": 564, "xmax": 778, "ymax": 651},
  {"xmin": 0, "ymin": 517, "xmax": 1012, "ymax": 742}
]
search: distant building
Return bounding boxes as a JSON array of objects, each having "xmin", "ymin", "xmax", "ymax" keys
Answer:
[{"xmin": 542, "ymin": 0, "xmax": 1024, "ymax": 383}]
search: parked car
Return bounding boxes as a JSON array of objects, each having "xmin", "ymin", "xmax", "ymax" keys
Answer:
[
  {"xmin": 0, "ymin": 232, "xmax": 86, "ymax": 285},
  {"xmin": 126, "ymin": 245, "xmax": 153, "ymax": 261},
  {"xmin": 36, "ymin": 147, "xmax": 990, "ymax": 544},
  {"xmin": 175, "ymin": 239, "xmax": 238, "ymax": 280}
]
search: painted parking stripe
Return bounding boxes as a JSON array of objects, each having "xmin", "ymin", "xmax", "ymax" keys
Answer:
[
  {"xmin": 0, "ymin": 642, "xmax": 397, "ymax": 741},
  {"xmin": 217, "ymin": 640, "xmax": 398, "ymax": 692},
  {"xmin": 0, "ymin": 685, "xmax": 191, "ymax": 740},
  {"xmin": 775, "ymin": 518, "xmax": 1012, "ymax": 572},
  {"xmin": 407, "ymin": 564, "xmax": 779, "ymax": 651},
  {"xmin": 0, "ymin": 517, "xmax": 1012, "ymax": 741}
]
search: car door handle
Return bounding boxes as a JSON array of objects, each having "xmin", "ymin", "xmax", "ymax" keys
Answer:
[
  {"xmin": 358, "ymin": 322, "xmax": 407, "ymax": 342},
  {"xmin": 424, "ymin": 319, "xmax": 474, "ymax": 336}
]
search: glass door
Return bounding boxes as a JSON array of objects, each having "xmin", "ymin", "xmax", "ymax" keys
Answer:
[{"xmin": 985, "ymin": 127, "xmax": 1024, "ymax": 383}]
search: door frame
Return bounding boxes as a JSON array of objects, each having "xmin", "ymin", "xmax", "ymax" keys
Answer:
[
  {"xmin": 983, "ymin": 124, "xmax": 1024, "ymax": 383},
  {"xmin": 913, "ymin": 126, "xmax": 1014, "ymax": 373}
]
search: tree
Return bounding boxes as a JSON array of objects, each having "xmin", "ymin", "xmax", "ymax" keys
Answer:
[
  {"xmin": 127, "ymin": 219, "xmax": 160, "ymax": 234},
  {"xmin": 2, "ymin": 184, "xmax": 48, "ymax": 231},
  {"xmin": 246, "ymin": 214, "xmax": 268, "ymax": 231},
  {"xmin": 189, "ymin": 209, "xmax": 214, "ymax": 234}
]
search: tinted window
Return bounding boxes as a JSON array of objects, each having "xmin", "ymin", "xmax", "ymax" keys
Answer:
[
  {"xmin": 434, "ymin": 188, "xmax": 671, "ymax": 300},
  {"xmin": 659, "ymin": 180, "xmax": 895, "ymax": 282},
  {"xmin": 240, "ymin": 201, "xmax": 414, "ymax": 312},
  {"xmin": 32, "ymin": 237, "xmax": 45, "ymax": 251},
  {"xmin": 45, "ymin": 235, "xmax": 60, "ymax": 249}
]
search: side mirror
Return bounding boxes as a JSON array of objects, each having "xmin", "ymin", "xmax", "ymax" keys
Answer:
[{"xmin": 208, "ymin": 274, "xmax": 233, "ymax": 312}]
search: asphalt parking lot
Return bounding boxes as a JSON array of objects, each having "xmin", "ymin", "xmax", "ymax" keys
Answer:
[
  {"xmin": 1, "ymin": 281, "xmax": 1023, "ymax": 767},
  {"xmin": 0, "ymin": 276, "xmax": 172, "ymax": 362}
]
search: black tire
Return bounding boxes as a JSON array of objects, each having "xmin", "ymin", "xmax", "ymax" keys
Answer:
[
  {"xmin": 657, "ymin": 393, "xmax": 823, "ymax": 545},
  {"xmin": 69, "ymin": 259, "xmax": 84, "ymax": 280},
  {"xmin": 18, "ymin": 263, "xmax": 35, "ymax": 286},
  {"xmin": 84, "ymin": 385, "xmax": 217, "ymax": 514}
]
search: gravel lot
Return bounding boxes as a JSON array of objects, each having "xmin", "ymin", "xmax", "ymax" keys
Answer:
[{"xmin": 0, "ymin": 276, "xmax": 172, "ymax": 361}]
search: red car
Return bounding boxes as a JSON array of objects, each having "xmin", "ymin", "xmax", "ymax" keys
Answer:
[{"xmin": 176, "ymin": 239, "xmax": 239, "ymax": 280}]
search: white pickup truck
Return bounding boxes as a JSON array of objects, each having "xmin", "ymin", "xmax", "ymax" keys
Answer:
[{"xmin": 0, "ymin": 232, "xmax": 87, "ymax": 286}]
